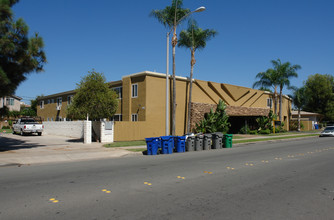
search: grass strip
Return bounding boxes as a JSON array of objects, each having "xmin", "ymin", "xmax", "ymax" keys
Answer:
[
  {"xmin": 0, "ymin": 129, "xmax": 12, "ymax": 133},
  {"xmin": 104, "ymin": 140, "xmax": 146, "ymax": 148},
  {"xmin": 126, "ymin": 148, "xmax": 147, "ymax": 152},
  {"xmin": 233, "ymin": 134, "xmax": 319, "ymax": 144}
]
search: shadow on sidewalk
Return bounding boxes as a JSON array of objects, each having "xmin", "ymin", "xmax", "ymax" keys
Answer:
[{"xmin": 0, "ymin": 136, "xmax": 46, "ymax": 152}]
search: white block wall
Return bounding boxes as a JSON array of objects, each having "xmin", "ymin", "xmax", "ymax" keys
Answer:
[
  {"xmin": 100, "ymin": 121, "xmax": 114, "ymax": 143},
  {"xmin": 84, "ymin": 121, "xmax": 92, "ymax": 144},
  {"xmin": 43, "ymin": 121, "xmax": 85, "ymax": 138}
]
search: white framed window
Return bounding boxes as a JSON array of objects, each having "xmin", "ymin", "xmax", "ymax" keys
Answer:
[
  {"xmin": 67, "ymin": 95, "xmax": 73, "ymax": 105},
  {"xmin": 132, "ymin": 84, "xmax": 138, "ymax": 98},
  {"xmin": 112, "ymin": 87, "xmax": 122, "ymax": 99},
  {"xmin": 267, "ymin": 98, "xmax": 272, "ymax": 108},
  {"xmin": 40, "ymin": 100, "xmax": 44, "ymax": 109},
  {"xmin": 6, "ymin": 98, "xmax": 14, "ymax": 106},
  {"xmin": 112, "ymin": 114, "xmax": 122, "ymax": 121},
  {"xmin": 131, "ymin": 114, "xmax": 138, "ymax": 122},
  {"xmin": 57, "ymin": 97, "xmax": 62, "ymax": 106}
]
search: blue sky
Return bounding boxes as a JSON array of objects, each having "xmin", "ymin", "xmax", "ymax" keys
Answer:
[{"xmin": 13, "ymin": 0, "xmax": 334, "ymax": 103}]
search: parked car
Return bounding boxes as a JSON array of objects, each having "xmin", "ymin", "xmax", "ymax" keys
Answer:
[
  {"xmin": 13, "ymin": 117, "xmax": 44, "ymax": 136},
  {"xmin": 319, "ymin": 126, "xmax": 334, "ymax": 137}
]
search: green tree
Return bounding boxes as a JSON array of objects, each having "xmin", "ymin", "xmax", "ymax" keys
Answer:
[
  {"xmin": 151, "ymin": 0, "xmax": 190, "ymax": 135},
  {"xmin": 303, "ymin": 74, "xmax": 334, "ymax": 121},
  {"xmin": 273, "ymin": 59, "xmax": 300, "ymax": 121},
  {"xmin": 178, "ymin": 20, "xmax": 217, "ymax": 133},
  {"xmin": 0, "ymin": 0, "xmax": 47, "ymax": 96},
  {"xmin": 253, "ymin": 69, "xmax": 280, "ymax": 115},
  {"xmin": 67, "ymin": 70, "xmax": 118, "ymax": 120},
  {"xmin": 195, "ymin": 100, "xmax": 230, "ymax": 133},
  {"xmin": 30, "ymin": 95, "xmax": 44, "ymax": 114},
  {"xmin": 253, "ymin": 59, "xmax": 300, "ymax": 121},
  {"xmin": 290, "ymin": 86, "xmax": 307, "ymax": 131}
]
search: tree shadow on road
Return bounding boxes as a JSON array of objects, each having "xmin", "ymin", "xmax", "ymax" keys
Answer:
[{"xmin": 0, "ymin": 135, "xmax": 46, "ymax": 152}]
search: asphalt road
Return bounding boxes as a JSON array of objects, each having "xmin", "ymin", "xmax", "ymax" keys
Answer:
[{"xmin": 0, "ymin": 137, "xmax": 334, "ymax": 220}]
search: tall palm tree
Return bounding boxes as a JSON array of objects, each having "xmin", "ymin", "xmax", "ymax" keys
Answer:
[
  {"xmin": 290, "ymin": 86, "xmax": 306, "ymax": 131},
  {"xmin": 272, "ymin": 59, "xmax": 301, "ymax": 121},
  {"xmin": 253, "ymin": 69, "xmax": 280, "ymax": 115},
  {"xmin": 253, "ymin": 59, "xmax": 300, "ymax": 121},
  {"xmin": 150, "ymin": 0, "xmax": 190, "ymax": 135},
  {"xmin": 178, "ymin": 20, "xmax": 217, "ymax": 133}
]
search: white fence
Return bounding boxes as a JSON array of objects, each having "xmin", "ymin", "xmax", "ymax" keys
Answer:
[
  {"xmin": 43, "ymin": 121, "xmax": 85, "ymax": 138},
  {"xmin": 42, "ymin": 120, "xmax": 114, "ymax": 143}
]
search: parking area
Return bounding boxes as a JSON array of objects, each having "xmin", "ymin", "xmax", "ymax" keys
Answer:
[{"xmin": 0, "ymin": 133, "xmax": 134, "ymax": 166}]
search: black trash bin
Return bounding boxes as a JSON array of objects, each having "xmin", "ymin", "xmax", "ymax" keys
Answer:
[
  {"xmin": 186, "ymin": 136, "xmax": 195, "ymax": 152},
  {"xmin": 203, "ymin": 134, "xmax": 212, "ymax": 150},
  {"xmin": 212, "ymin": 132, "xmax": 223, "ymax": 149},
  {"xmin": 195, "ymin": 134, "xmax": 204, "ymax": 151}
]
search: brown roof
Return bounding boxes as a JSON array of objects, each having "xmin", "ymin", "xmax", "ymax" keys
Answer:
[
  {"xmin": 291, "ymin": 110, "xmax": 322, "ymax": 116},
  {"xmin": 226, "ymin": 106, "xmax": 270, "ymax": 116}
]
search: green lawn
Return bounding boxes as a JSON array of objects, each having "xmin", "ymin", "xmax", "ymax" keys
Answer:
[
  {"xmin": 126, "ymin": 148, "xmax": 147, "ymax": 152},
  {"xmin": 0, "ymin": 129, "xmax": 12, "ymax": 133},
  {"xmin": 104, "ymin": 140, "xmax": 146, "ymax": 148},
  {"xmin": 233, "ymin": 134, "xmax": 319, "ymax": 144}
]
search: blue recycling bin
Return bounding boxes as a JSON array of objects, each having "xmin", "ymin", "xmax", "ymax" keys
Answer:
[
  {"xmin": 145, "ymin": 137, "xmax": 160, "ymax": 155},
  {"xmin": 160, "ymin": 136, "xmax": 174, "ymax": 154},
  {"xmin": 175, "ymin": 136, "xmax": 186, "ymax": 153}
]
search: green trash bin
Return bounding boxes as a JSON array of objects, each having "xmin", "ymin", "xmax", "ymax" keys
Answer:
[{"xmin": 223, "ymin": 134, "xmax": 233, "ymax": 148}]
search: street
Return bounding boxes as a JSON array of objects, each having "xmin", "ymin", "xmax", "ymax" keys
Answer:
[{"xmin": 0, "ymin": 137, "xmax": 333, "ymax": 219}]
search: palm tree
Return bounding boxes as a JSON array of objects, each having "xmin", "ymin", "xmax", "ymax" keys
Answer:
[
  {"xmin": 178, "ymin": 20, "xmax": 217, "ymax": 133},
  {"xmin": 150, "ymin": 0, "xmax": 190, "ymax": 135},
  {"xmin": 272, "ymin": 59, "xmax": 301, "ymax": 121},
  {"xmin": 253, "ymin": 69, "xmax": 280, "ymax": 115},
  {"xmin": 253, "ymin": 59, "xmax": 300, "ymax": 121},
  {"xmin": 290, "ymin": 86, "xmax": 307, "ymax": 131}
]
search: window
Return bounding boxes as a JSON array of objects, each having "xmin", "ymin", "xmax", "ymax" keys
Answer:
[
  {"xmin": 57, "ymin": 97, "xmax": 62, "ymax": 106},
  {"xmin": 67, "ymin": 95, "xmax": 73, "ymax": 105},
  {"xmin": 40, "ymin": 100, "xmax": 44, "ymax": 109},
  {"xmin": 132, "ymin": 114, "xmax": 138, "ymax": 122},
  {"xmin": 47, "ymin": 99, "xmax": 50, "ymax": 104},
  {"xmin": 132, "ymin": 84, "xmax": 138, "ymax": 98},
  {"xmin": 112, "ymin": 87, "xmax": 122, "ymax": 99},
  {"xmin": 51, "ymin": 99, "xmax": 54, "ymax": 104},
  {"xmin": 267, "ymin": 98, "xmax": 272, "ymax": 108},
  {"xmin": 6, "ymin": 98, "xmax": 14, "ymax": 106},
  {"xmin": 112, "ymin": 114, "xmax": 122, "ymax": 121}
]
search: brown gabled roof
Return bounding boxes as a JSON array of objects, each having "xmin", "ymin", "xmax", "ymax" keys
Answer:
[{"xmin": 226, "ymin": 106, "xmax": 270, "ymax": 116}]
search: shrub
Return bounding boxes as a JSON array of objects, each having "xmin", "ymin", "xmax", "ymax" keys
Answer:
[
  {"xmin": 259, "ymin": 129, "xmax": 271, "ymax": 134},
  {"xmin": 1, "ymin": 126, "xmax": 10, "ymax": 129},
  {"xmin": 239, "ymin": 125, "xmax": 250, "ymax": 134},
  {"xmin": 249, "ymin": 130, "xmax": 258, "ymax": 135},
  {"xmin": 195, "ymin": 100, "xmax": 230, "ymax": 133}
]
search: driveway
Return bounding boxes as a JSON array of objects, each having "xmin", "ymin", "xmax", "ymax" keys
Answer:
[{"xmin": 0, "ymin": 133, "xmax": 137, "ymax": 166}]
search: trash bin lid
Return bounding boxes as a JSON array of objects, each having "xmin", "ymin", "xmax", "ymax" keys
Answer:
[
  {"xmin": 161, "ymin": 135, "xmax": 173, "ymax": 140},
  {"xmin": 204, "ymin": 133, "xmax": 212, "ymax": 138}
]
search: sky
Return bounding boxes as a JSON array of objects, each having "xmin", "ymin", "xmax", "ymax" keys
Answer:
[{"xmin": 12, "ymin": 0, "xmax": 334, "ymax": 104}]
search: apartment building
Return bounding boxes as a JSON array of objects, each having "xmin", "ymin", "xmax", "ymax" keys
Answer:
[{"xmin": 37, "ymin": 71, "xmax": 292, "ymax": 141}]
